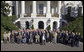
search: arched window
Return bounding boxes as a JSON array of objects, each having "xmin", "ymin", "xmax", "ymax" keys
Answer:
[
  {"xmin": 78, "ymin": 7, "xmax": 82, "ymax": 16},
  {"xmin": 67, "ymin": 6, "xmax": 71, "ymax": 15},
  {"xmin": 53, "ymin": 21, "xmax": 57, "ymax": 30},
  {"xmin": 39, "ymin": 4, "xmax": 44, "ymax": 15},
  {"xmin": 25, "ymin": 21, "xmax": 29, "ymax": 29},
  {"xmin": 38, "ymin": 21, "xmax": 44, "ymax": 29}
]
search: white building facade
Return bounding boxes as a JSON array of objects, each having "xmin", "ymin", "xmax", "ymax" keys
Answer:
[{"xmin": 6, "ymin": 1, "xmax": 83, "ymax": 30}]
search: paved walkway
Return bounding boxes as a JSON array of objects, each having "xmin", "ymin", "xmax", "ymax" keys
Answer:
[{"xmin": 1, "ymin": 42, "xmax": 83, "ymax": 51}]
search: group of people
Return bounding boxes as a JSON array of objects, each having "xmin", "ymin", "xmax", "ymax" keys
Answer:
[
  {"xmin": 56, "ymin": 30, "xmax": 81, "ymax": 47},
  {"xmin": 3, "ymin": 29, "xmax": 81, "ymax": 47}
]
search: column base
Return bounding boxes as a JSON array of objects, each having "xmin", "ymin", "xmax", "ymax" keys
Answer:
[
  {"xmin": 31, "ymin": 13, "xmax": 36, "ymax": 17},
  {"xmin": 20, "ymin": 14, "xmax": 24, "ymax": 18},
  {"xmin": 46, "ymin": 13, "xmax": 51, "ymax": 18}
]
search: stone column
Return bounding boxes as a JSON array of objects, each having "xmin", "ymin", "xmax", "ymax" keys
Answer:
[
  {"xmin": 31, "ymin": 1, "xmax": 37, "ymax": 18},
  {"xmin": 52, "ymin": 8, "xmax": 54, "ymax": 15},
  {"xmin": 43, "ymin": 6, "xmax": 46, "ymax": 15},
  {"xmin": 81, "ymin": 2, "xmax": 83, "ymax": 16},
  {"xmin": 58, "ymin": 1, "xmax": 62, "ymax": 29},
  {"xmin": 16, "ymin": 1, "xmax": 18, "ymax": 18},
  {"xmin": 56, "ymin": 7, "xmax": 57, "ymax": 13},
  {"xmin": 21, "ymin": 1, "xmax": 25, "ymax": 18},
  {"xmin": 58, "ymin": 1, "xmax": 62, "ymax": 19},
  {"xmin": 46, "ymin": 1, "xmax": 51, "ymax": 18}
]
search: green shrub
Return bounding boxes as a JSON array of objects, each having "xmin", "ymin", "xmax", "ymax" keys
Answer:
[
  {"xmin": 31, "ymin": 25, "xmax": 34, "ymax": 29},
  {"xmin": 1, "ymin": 26, "xmax": 5, "ymax": 40},
  {"xmin": 1, "ymin": 14, "xmax": 19, "ymax": 40},
  {"xmin": 62, "ymin": 17, "xmax": 83, "ymax": 39},
  {"xmin": 46, "ymin": 25, "xmax": 51, "ymax": 30}
]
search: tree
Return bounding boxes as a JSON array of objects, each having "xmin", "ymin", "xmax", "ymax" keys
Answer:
[
  {"xmin": 1, "ymin": 14, "xmax": 19, "ymax": 40},
  {"xmin": 62, "ymin": 17, "xmax": 83, "ymax": 41},
  {"xmin": 64, "ymin": 14, "xmax": 76, "ymax": 23},
  {"xmin": 46, "ymin": 25, "xmax": 51, "ymax": 30},
  {"xmin": 1, "ymin": 1, "xmax": 19, "ymax": 40},
  {"xmin": 1, "ymin": 1, "xmax": 11, "ymax": 16},
  {"xmin": 31, "ymin": 25, "xmax": 34, "ymax": 29}
]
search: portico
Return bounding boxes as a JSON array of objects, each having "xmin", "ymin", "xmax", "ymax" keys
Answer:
[{"xmin": 15, "ymin": 1, "xmax": 62, "ymax": 30}]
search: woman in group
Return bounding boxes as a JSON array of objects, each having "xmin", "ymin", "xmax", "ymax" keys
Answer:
[
  {"xmin": 35, "ymin": 33, "xmax": 40, "ymax": 43},
  {"xmin": 53, "ymin": 31, "xmax": 57, "ymax": 44}
]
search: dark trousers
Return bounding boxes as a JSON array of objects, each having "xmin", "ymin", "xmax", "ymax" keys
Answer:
[
  {"xmin": 71, "ymin": 39, "xmax": 75, "ymax": 47},
  {"xmin": 40, "ymin": 36, "xmax": 42, "ymax": 43},
  {"xmin": 57, "ymin": 38, "xmax": 60, "ymax": 43},
  {"xmin": 75, "ymin": 41, "xmax": 79, "ymax": 47},
  {"xmin": 26, "ymin": 38, "xmax": 29, "ymax": 43},
  {"xmin": 65, "ymin": 39, "xmax": 68, "ymax": 45}
]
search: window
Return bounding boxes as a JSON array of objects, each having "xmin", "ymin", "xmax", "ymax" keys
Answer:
[
  {"xmin": 39, "ymin": 4, "xmax": 44, "ymax": 15},
  {"xmin": 78, "ymin": 7, "xmax": 82, "ymax": 16},
  {"xmin": 30, "ymin": 5, "xmax": 32, "ymax": 13},
  {"xmin": 67, "ymin": 7, "xmax": 71, "ymax": 15},
  {"xmin": 12, "ymin": 6, "xmax": 15, "ymax": 15}
]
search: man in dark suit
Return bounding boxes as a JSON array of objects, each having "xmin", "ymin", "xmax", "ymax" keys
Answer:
[
  {"xmin": 32, "ymin": 30, "xmax": 36, "ymax": 43},
  {"xmin": 65, "ymin": 31, "xmax": 69, "ymax": 45},
  {"xmin": 44, "ymin": 30, "xmax": 47, "ymax": 42},
  {"xmin": 57, "ymin": 30, "xmax": 61, "ymax": 43},
  {"xmin": 75, "ymin": 32, "xmax": 81, "ymax": 47},
  {"xmin": 61, "ymin": 30, "xmax": 66, "ymax": 44},
  {"xmin": 49, "ymin": 30, "xmax": 52, "ymax": 43},
  {"xmin": 68, "ymin": 31, "xmax": 71, "ymax": 45},
  {"xmin": 26, "ymin": 30, "xmax": 29, "ymax": 44},
  {"xmin": 14, "ymin": 31, "xmax": 18, "ymax": 43},
  {"xmin": 70, "ymin": 32, "xmax": 75, "ymax": 47},
  {"xmin": 40, "ymin": 30, "xmax": 43, "ymax": 44}
]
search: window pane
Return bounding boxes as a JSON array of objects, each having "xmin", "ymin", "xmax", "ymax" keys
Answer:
[{"xmin": 39, "ymin": 4, "xmax": 43, "ymax": 14}]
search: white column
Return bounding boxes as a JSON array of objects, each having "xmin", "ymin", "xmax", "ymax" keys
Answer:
[
  {"xmin": 56, "ymin": 7, "xmax": 57, "ymax": 13},
  {"xmin": 82, "ymin": 6, "xmax": 83, "ymax": 16},
  {"xmin": 58, "ymin": 1, "xmax": 62, "ymax": 29},
  {"xmin": 43, "ymin": 6, "xmax": 46, "ymax": 15},
  {"xmin": 21, "ymin": 1, "xmax": 25, "ymax": 18},
  {"xmin": 31, "ymin": 1, "xmax": 36, "ymax": 18},
  {"xmin": 16, "ymin": 1, "xmax": 18, "ymax": 18},
  {"xmin": 52, "ymin": 8, "xmax": 54, "ymax": 15},
  {"xmin": 46, "ymin": 1, "xmax": 51, "ymax": 18},
  {"xmin": 58, "ymin": 1, "xmax": 62, "ymax": 19}
]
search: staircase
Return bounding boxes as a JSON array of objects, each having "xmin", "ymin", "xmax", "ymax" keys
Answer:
[
  {"xmin": 13, "ymin": 18, "xmax": 20, "ymax": 24},
  {"xmin": 61, "ymin": 19, "xmax": 68, "ymax": 24}
]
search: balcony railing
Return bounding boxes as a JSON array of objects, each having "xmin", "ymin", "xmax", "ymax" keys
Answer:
[
  {"xmin": 37, "ymin": 14, "xmax": 46, "ymax": 17},
  {"xmin": 52, "ymin": 14, "xmax": 59, "ymax": 17},
  {"xmin": 24, "ymin": 14, "xmax": 31, "ymax": 17},
  {"xmin": 24, "ymin": 14, "xmax": 59, "ymax": 17}
]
